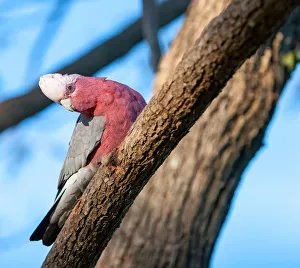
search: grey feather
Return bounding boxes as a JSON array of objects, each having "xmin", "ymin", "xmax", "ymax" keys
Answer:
[
  {"xmin": 30, "ymin": 114, "xmax": 105, "ymax": 246},
  {"xmin": 58, "ymin": 114, "xmax": 105, "ymax": 190}
]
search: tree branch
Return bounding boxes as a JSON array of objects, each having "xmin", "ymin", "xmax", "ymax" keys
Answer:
[
  {"xmin": 142, "ymin": 0, "xmax": 162, "ymax": 71},
  {"xmin": 96, "ymin": 3, "xmax": 300, "ymax": 267},
  {"xmin": 43, "ymin": 0, "xmax": 300, "ymax": 267},
  {"xmin": 0, "ymin": 0, "xmax": 190, "ymax": 133}
]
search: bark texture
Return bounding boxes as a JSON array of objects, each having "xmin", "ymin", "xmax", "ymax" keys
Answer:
[
  {"xmin": 98, "ymin": 2, "xmax": 300, "ymax": 268},
  {"xmin": 43, "ymin": 0, "xmax": 300, "ymax": 267},
  {"xmin": 0, "ymin": 0, "xmax": 189, "ymax": 134}
]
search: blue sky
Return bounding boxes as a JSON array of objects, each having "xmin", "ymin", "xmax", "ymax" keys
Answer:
[{"xmin": 0, "ymin": 1, "xmax": 299, "ymax": 267}]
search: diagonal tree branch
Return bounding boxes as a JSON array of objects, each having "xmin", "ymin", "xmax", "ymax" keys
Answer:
[
  {"xmin": 96, "ymin": 3, "xmax": 300, "ymax": 267},
  {"xmin": 42, "ymin": 0, "xmax": 300, "ymax": 267},
  {"xmin": 0, "ymin": 0, "xmax": 190, "ymax": 133}
]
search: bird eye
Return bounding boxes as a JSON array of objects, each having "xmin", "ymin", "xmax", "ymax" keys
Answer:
[{"xmin": 67, "ymin": 84, "xmax": 74, "ymax": 92}]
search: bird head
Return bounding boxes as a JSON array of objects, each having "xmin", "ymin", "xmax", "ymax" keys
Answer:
[{"xmin": 39, "ymin": 73, "xmax": 101, "ymax": 114}]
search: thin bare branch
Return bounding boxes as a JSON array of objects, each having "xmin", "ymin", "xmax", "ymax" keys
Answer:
[{"xmin": 142, "ymin": 0, "xmax": 161, "ymax": 71}]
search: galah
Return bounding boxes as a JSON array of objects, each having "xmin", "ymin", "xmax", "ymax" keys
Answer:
[{"xmin": 30, "ymin": 73, "xmax": 146, "ymax": 246}]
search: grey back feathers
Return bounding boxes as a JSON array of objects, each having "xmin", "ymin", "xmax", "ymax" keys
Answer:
[
  {"xmin": 58, "ymin": 115, "xmax": 105, "ymax": 191},
  {"xmin": 30, "ymin": 115, "xmax": 105, "ymax": 245}
]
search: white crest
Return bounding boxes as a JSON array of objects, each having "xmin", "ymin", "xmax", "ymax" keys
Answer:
[{"xmin": 39, "ymin": 73, "xmax": 81, "ymax": 102}]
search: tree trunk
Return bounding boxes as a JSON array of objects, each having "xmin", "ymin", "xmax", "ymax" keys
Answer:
[
  {"xmin": 43, "ymin": 0, "xmax": 299, "ymax": 266},
  {"xmin": 44, "ymin": 0, "xmax": 298, "ymax": 265},
  {"xmin": 97, "ymin": 1, "xmax": 300, "ymax": 268}
]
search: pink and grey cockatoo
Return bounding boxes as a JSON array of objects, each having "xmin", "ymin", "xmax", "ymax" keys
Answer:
[{"xmin": 30, "ymin": 73, "xmax": 146, "ymax": 246}]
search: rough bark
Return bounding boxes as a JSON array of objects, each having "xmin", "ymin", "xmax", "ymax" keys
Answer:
[
  {"xmin": 42, "ymin": 0, "xmax": 300, "ymax": 267},
  {"xmin": 0, "ymin": 0, "xmax": 190, "ymax": 134},
  {"xmin": 97, "ymin": 2, "xmax": 300, "ymax": 268}
]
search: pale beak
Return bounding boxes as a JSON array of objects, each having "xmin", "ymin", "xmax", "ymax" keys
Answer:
[{"xmin": 60, "ymin": 98, "xmax": 74, "ymax": 112}]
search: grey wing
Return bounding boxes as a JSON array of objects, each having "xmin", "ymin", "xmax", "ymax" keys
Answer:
[{"xmin": 58, "ymin": 114, "xmax": 105, "ymax": 191}]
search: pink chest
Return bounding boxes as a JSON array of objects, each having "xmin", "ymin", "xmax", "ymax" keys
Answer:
[{"xmin": 87, "ymin": 81, "xmax": 146, "ymax": 163}]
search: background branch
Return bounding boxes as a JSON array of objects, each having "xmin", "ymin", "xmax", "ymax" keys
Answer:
[
  {"xmin": 142, "ymin": 0, "xmax": 161, "ymax": 71},
  {"xmin": 0, "ymin": 0, "xmax": 190, "ymax": 133},
  {"xmin": 43, "ymin": 0, "xmax": 300, "ymax": 267},
  {"xmin": 25, "ymin": 0, "xmax": 75, "ymax": 78}
]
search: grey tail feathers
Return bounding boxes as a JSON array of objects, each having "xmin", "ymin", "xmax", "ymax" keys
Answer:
[
  {"xmin": 42, "ymin": 223, "xmax": 61, "ymax": 246},
  {"xmin": 30, "ymin": 191, "xmax": 64, "ymax": 246}
]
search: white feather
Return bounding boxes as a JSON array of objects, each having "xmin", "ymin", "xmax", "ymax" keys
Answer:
[{"xmin": 39, "ymin": 73, "xmax": 81, "ymax": 102}]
